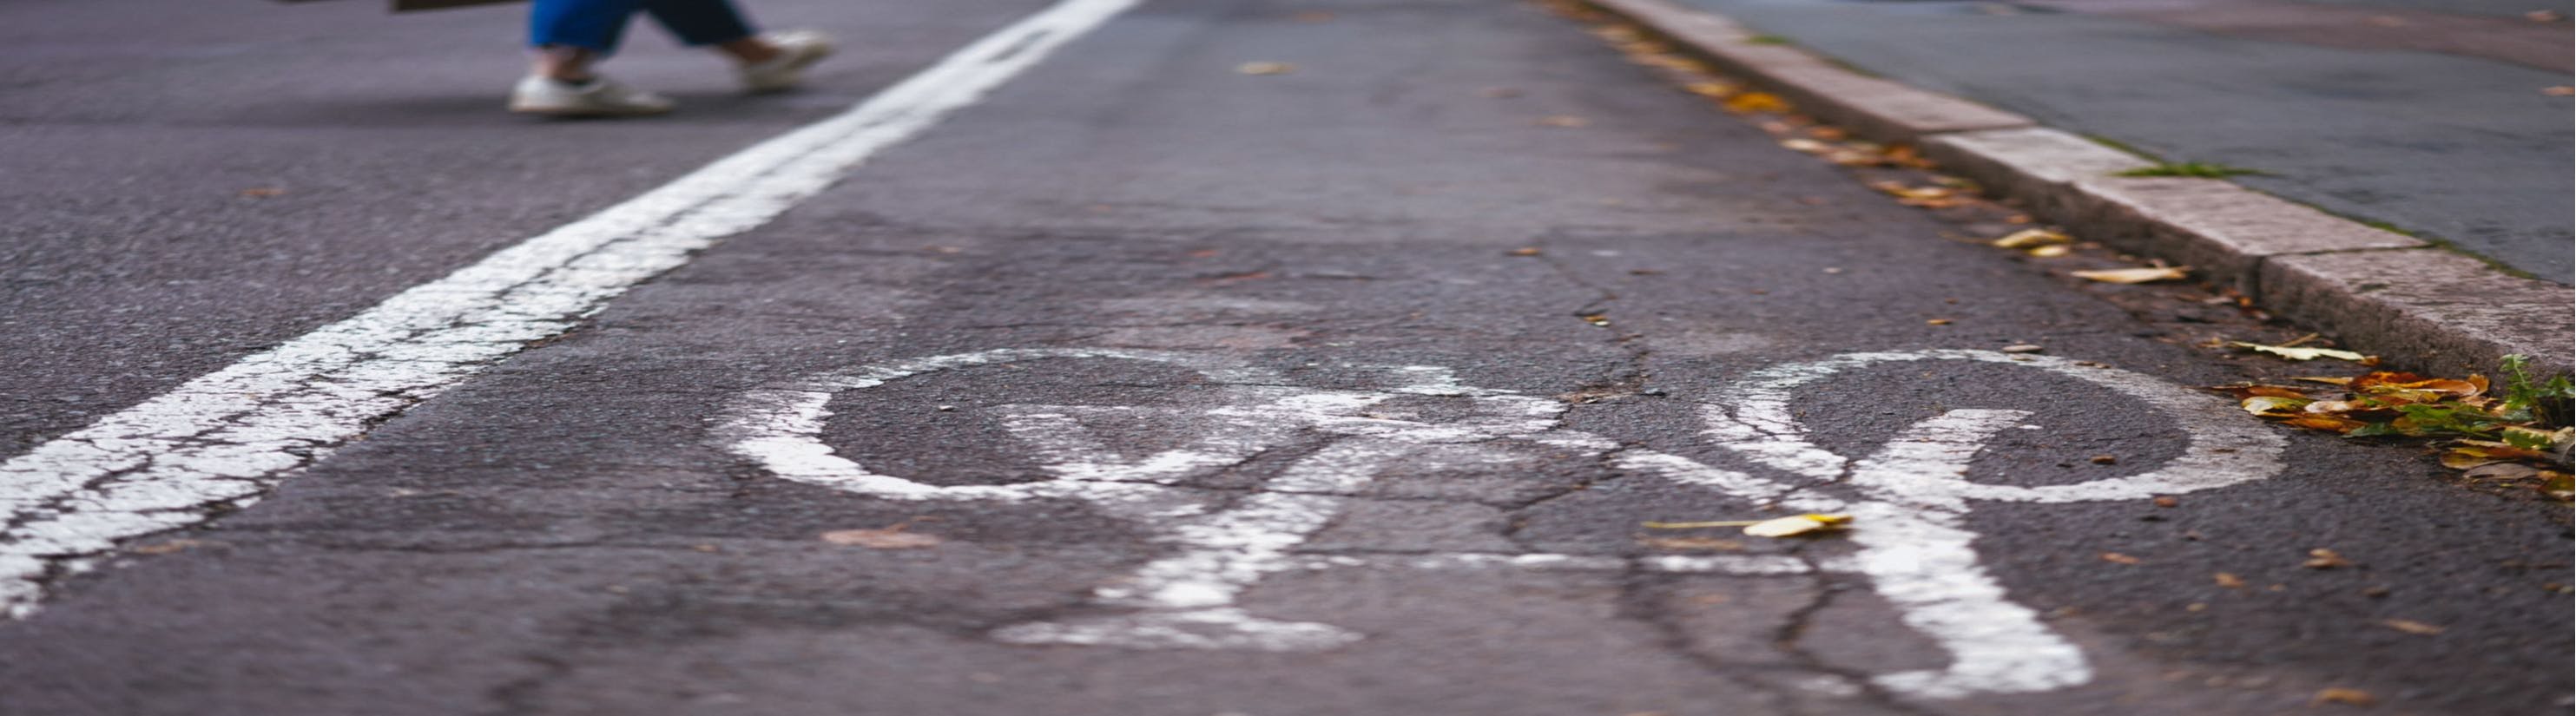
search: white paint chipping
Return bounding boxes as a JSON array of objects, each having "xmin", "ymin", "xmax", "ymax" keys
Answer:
[{"xmin": 0, "ymin": 0, "xmax": 1141, "ymax": 620}]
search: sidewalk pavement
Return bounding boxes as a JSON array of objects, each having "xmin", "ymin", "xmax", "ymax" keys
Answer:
[{"xmin": 1586, "ymin": 0, "xmax": 2574, "ymax": 380}]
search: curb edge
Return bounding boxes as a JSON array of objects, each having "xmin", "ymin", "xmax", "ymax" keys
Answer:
[{"xmin": 1583, "ymin": 0, "xmax": 2573, "ymax": 379}]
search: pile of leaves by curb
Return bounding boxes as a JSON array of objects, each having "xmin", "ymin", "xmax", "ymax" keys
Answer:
[{"xmin": 2218, "ymin": 355, "xmax": 2574, "ymax": 500}]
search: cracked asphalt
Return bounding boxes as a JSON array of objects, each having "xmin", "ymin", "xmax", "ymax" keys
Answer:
[{"xmin": 0, "ymin": 0, "xmax": 2567, "ymax": 714}]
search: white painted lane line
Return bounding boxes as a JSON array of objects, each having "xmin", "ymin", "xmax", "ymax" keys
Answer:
[{"xmin": 0, "ymin": 0, "xmax": 1143, "ymax": 620}]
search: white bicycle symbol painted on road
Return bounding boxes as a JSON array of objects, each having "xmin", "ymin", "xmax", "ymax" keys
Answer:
[{"xmin": 717, "ymin": 348, "xmax": 2284, "ymax": 700}]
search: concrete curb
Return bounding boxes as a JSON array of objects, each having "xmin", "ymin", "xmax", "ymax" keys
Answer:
[{"xmin": 1585, "ymin": 0, "xmax": 2573, "ymax": 379}]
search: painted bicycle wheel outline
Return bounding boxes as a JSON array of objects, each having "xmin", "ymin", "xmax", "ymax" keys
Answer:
[{"xmin": 715, "ymin": 348, "xmax": 2288, "ymax": 700}]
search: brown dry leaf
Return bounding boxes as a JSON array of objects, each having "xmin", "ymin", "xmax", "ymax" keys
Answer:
[
  {"xmin": 2072, "ymin": 266, "xmax": 2190, "ymax": 284},
  {"xmin": 2293, "ymin": 376, "xmax": 2356, "ymax": 386},
  {"xmin": 2351, "ymin": 371, "xmax": 2487, "ymax": 397},
  {"xmin": 2221, "ymin": 384, "xmax": 2316, "ymax": 400},
  {"xmin": 2462, "ymin": 462, "xmax": 2544, "ymax": 482},
  {"xmin": 1743, "ymin": 513, "xmax": 1852, "ymax": 538},
  {"xmin": 1722, "ymin": 91, "xmax": 1790, "ymax": 114},
  {"xmin": 2311, "ymin": 687, "xmax": 2376, "ymax": 706},
  {"xmin": 1639, "ymin": 536, "xmax": 1746, "ymax": 551},
  {"xmin": 1537, "ymin": 115, "xmax": 1591, "ymax": 128},
  {"xmin": 2546, "ymin": 86, "xmax": 2575, "ymax": 96},
  {"xmin": 1235, "ymin": 62, "xmax": 1295, "ymax": 76},
  {"xmin": 2283, "ymin": 415, "xmax": 2369, "ymax": 433},
  {"xmin": 2099, "ymin": 552, "xmax": 2142, "ymax": 565},
  {"xmin": 1926, "ymin": 319, "xmax": 1953, "ymax": 325},
  {"xmin": 2381, "ymin": 618, "xmax": 2445, "ymax": 635},
  {"xmin": 2214, "ymin": 572, "xmax": 2245, "ymax": 588},
  {"xmin": 1990, "ymin": 228, "xmax": 2072, "ymax": 250},
  {"xmin": 2303, "ymin": 548, "xmax": 2351, "ymax": 569},
  {"xmin": 821, "ymin": 527, "xmax": 943, "ymax": 549},
  {"xmin": 1806, "ymin": 126, "xmax": 1849, "ymax": 141}
]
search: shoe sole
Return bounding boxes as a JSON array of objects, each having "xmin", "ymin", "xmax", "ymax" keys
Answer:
[{"xmin": 743, "ymin": 45, "xmax": 834, "ymax": 93}]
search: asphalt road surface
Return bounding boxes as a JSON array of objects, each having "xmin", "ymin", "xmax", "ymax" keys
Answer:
[{"xmin": 0, "ymin": 0, "xmax": 2567, "ymax": 714}]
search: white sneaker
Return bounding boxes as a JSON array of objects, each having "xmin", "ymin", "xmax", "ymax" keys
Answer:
[
  {"xmin": 508, "ymin": 75, "xmax": 675, "ymax": 117},
  {"xmin": 739, "ymin": 30, "xmax": 834, "ymax": 93}
]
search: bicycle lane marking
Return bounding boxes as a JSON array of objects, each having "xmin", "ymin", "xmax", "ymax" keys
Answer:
[
  {"xmin": 0, "ymin": 0, "xmax": 1143, "ymax": 620},
  {"xmin": 720, "ymin": 348, "xmax": 2288, "ymax": 700},
  {"xmin": 1677, "ymin": 350, "xmax": 2289, "ymax": 699}
]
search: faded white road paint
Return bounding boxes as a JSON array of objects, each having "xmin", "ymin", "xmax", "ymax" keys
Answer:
[
  {"xmin": 1661, "ymin": 350, "xmax": 2289, "ymax": 698},
  {"xmin": 0, "ymin": 0, "xmax": 1141, "ymax": 620},
  {"xmin": 722, "ymin": 348, "xmax": 2285, "ymax": 700}
]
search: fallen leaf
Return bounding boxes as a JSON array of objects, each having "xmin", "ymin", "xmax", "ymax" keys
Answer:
[
  {"xmin": 2381, "ymin": 618, "xmax": 2445, "ymax": 635},
  {"xmin": 2100, "ymin": 552, "xmax": 2142, "ymax": 565},
  {"xmin": 2026, "ymin": 244, "xmax": 2072, "ymax": 258},
  {"xmin": 2072, "ymin": 266, "xmax": 2190, "ymax": 284},
  {"xmin": 2312, "ymin": 687, "xmax": 2375, "ymax": 706},
  {"xmin": 1235, "ymin": 61, "xmax": 1295, "ymax": 76},
  {"xmin": 1779, "ymin": 138, "xmax": 1833, "ymax": 154},
  {"xmin": 1722, "ymin": 91, "xmax": 1790, "ymax": 114},
  {"xmin": 821, "ymin": 527, "xmax": 943, "ymax": 549},
  {"xmin": 1926, "ymin": 319, "xmax": 1953, "ymax": 325},
  {"xmin": 1507, "ymin": 246, "xmax": 1544, "ymax": 256},
  {"xmin": 1990, "ymin": 228, "xmax": 2071, "ymax": 250},
  {"xmin": 2230, "ymin": 342, "xmax": 2371, "ymax": 362},
  {"xmin": 2091, "ymin": 455, "xmax": 2118, "ymax": 464},
  {"xmin": 2241, "ymin": 395, "xmax": 2314, "ymax": 416},
  {"xmin": 2214, "ymin": 572, "xmax": 2245, "ymax": 588},
  {"xmin": 2303, "ymin": 548, "xmax": 2351, "ymax": 569},
  {"xmin": 1682, "ymin": 82, "xmax": 1737, "ymax": 98},
  {"xmin": 2546, "ymin": 86, "xmax": 2574, "ymax": 96},
  {"xmin": 2462, "ymin": 462, "xmax": 2543, "ymax": 481},
  {"xmin": 1537, "ymin": 115, "xmax": 1591, "ymax": 128},
  {"xmin": 2152, "ymin": 496, "xmax": 2178, "ymax": 507},
  {"xmin": 1743, "ymin": 513, "xmax": 1852, "ymax": 538},
  {"xmin": 2283, "ymin": 415, "xmax": 2369, "ymax": 433}
]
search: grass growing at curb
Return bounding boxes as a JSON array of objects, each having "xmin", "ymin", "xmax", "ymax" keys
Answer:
[
  {"xmin": 1743, "ymin": 34, "xmax": 1791, "ymax": 45},
  {"xmin": 2117, "ymin": 161, "xmax": 2264, "ymax": 178}
]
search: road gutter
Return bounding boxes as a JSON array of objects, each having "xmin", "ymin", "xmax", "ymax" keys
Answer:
[{"xmin": 1578, "ymin": 0, "xmax": 2573, "ymax": 380}]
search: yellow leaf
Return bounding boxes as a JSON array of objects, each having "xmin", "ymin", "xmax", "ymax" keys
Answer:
[
  {"xmin": 2381, "ymin": 618, "xmax": 2444, "ymax": 635},
  {"xmin": 1235, "ymin": 62, "xmax": 1295, "ymax": 76},
  {"xmin": 2071, "ymin": 266, "xmax": 2190, "ymax": 284},
  {"xmin": 1723, "ymin": 91, "xmax": 1790, "ymax": 114},
  {"xmin": 2213, "ymin": 572, "xmax": 2245, "ymax": 588},
  {"xmin": 2303, "ymin": 548, "xmax": 2351, "ymax": 569},
  {"xmin": 2026, "ymin": 244, "xmax": 2072, "ymax": 258},
  {"xmin": 1743, "ymin": 513, "xmax": 1852, "ymax": 538},
  {"xmin": 1779, "ymin": 138, "xmax": 1833, "ymax": 154},
  {"xmin": 1989, "ymin": 228, "xmax": 2071, "ymax": 249},
  {"xmin": 1683, "ymin": 82, "xmax": 1738, "ymax": 98},
  {"xmin": 2228, "ymin": 342, "xmax": 2371, "ymax": 362},
  {"xmin": 2099, "ymin": 552, "xmax": 2142, "ymax": 565}
]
